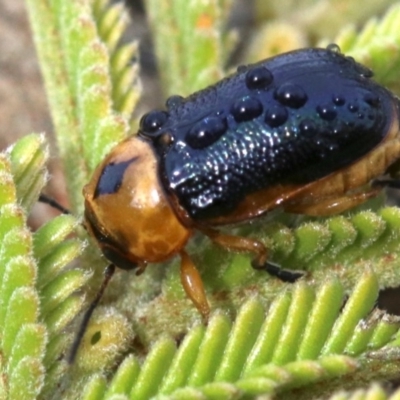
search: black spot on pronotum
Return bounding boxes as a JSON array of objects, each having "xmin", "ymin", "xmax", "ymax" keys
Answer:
[{"xmin": 94, "ymin": 157, "xmax": 137, "ymax": 198}]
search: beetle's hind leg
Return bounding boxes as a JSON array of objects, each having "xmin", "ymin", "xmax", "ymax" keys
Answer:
[{"xmin": 202, "ymin": 228, "xmax": 303, "ymax": 283}]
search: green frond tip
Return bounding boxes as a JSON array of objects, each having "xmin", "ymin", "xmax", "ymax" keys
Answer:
[
  {"xmin": 81, "ymin": 374, "xmax": 108, "ymax": 400},
  {"xmin": 110, "ymin": 41, "xmax": 141, "ymax": 115},
  {"xmin": 94, "ymin": 1, "xmax": 128, "ymax": 52},
  {"xmin": 105, "ymin": 355, "xmax": 140, "ymax": 397},
  {"xmin": 76, "ymin": 0, "xmax": 140, "ymax": 152},
  {"xmin": 9, "ymin": 133, "xmax": 48, "ymax": 212},
  {"xmin": 240, "ymin": 356, "xmax": 357, "ymax": 393},
  {"xmin": 8, "ymin": 357, "xmax": 46, "ymax": 400}
]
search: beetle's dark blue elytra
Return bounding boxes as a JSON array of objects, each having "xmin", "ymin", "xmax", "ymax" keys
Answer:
[{"xmin": 139, "ymin": 47, "xmax": 399, "ymax": 220}]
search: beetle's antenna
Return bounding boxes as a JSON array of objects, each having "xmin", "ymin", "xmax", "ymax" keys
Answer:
[
  {"xmin": 67, "ymin": 263, "xmax": 116, "ymax": 364},
  {"xmin": 38, "ymin": 193, "xmax": 70, "ymax": 214}
]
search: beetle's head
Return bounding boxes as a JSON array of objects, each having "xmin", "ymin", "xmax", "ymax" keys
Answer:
[{"xmin": 83, "ymin": 136, "xmax": 191, "ymax": 270}]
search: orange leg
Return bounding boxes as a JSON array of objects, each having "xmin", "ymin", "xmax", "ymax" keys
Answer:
[
  {"xmin": 201, "ymin": 228, "xmax": 302, "ymax": 283},
  {"xmin": 180, "ymin": 250, "xmax": 210, "ymax": 321},
  {"xmin": 203, "ymin": 228, "xmax": 268, "ymax": 264},
  {"xmin": 284, "ymin": 188, "xmax": 381, "ymax": 216}
]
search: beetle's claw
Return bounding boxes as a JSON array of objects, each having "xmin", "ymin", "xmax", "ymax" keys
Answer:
[{"xmin": 252, "ymin": 260, "xmax": 303, "ymax": 283}]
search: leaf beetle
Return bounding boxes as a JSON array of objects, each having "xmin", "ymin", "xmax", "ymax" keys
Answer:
[{"xmin": 74, "ymin": 45, "xmax": 400, "ymax": 361}]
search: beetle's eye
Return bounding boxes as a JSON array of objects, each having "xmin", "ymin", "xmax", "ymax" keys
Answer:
[{"xmin": 140, "ymin": 110, "xmax": 169, "ymax": 136}]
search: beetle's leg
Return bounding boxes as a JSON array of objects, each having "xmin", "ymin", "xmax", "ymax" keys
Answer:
[
  {"xmin": 202, "ymin": 228, "xmax": 303, "ymax": 283},
  {"xmin": 203, "ymin": 228, "xmax": 268, "ymax": 262},
  {"xmin": 252, "ymin": 261, "xmax": 303, "ymax": 282},
  {"xmin": 284, "ymin": 188, "xmax": 381, "ymax": 216},
  {"xmin": 180, "ymin": 250, "xmax": 210, "ymax": 321}
]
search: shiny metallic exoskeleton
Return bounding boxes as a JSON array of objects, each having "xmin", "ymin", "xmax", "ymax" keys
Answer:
[{"xmin": 83, "ymin": 46, "xmax": 400, "ymax": 320}]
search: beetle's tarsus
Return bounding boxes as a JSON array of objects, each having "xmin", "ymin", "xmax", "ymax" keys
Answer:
[{"xmin": 252, "ymin": 260, "xmax": 303, "ymax": 283}]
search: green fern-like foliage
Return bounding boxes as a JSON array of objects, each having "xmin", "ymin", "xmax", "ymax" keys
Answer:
[
  {"xmin": 2, "ymin": 0, "xmax": 400, "ymax": 398},
  {"xmin": 0, "ymin": 135, "xmax": 85, "ymax": 398}
]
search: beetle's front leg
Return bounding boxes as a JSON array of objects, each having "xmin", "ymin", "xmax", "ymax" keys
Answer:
[
  {"xmin": 180, "ymin": 250, "xmax": 210, "ymax": 321},
  {"xmin": 201, "ymin": 228, "xmax": 303, "ymax": 283}
]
